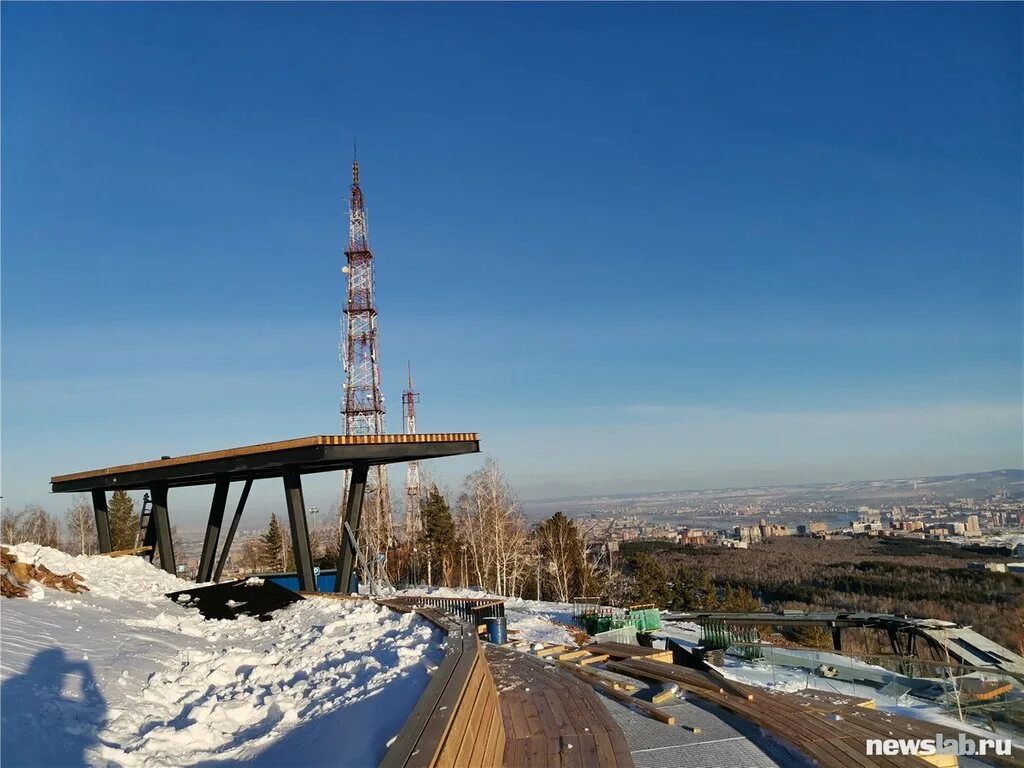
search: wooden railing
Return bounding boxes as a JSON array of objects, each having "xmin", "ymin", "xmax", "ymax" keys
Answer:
[{"xmin": 378, "ymin": 596, "xmax": 506, "ymax": 768}]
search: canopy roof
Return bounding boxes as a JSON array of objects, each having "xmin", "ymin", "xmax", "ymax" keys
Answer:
[{"xmin": 51, "ymin": 433, "xmax": 480, "ymax": 493}]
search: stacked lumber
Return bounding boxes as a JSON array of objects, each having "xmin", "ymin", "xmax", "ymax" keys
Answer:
[
  {"xmin": 529, "ymin": 640, "xmax": 613, "ymax": 668},
  {"xmin": 584, "ymin": 641, "xmax": 674, "ymax": 664}
]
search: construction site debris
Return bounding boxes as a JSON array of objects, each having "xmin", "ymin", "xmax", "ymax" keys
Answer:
[{"xmin": 1, "ymin": 545, "xmax": 89, "ymax": 597}]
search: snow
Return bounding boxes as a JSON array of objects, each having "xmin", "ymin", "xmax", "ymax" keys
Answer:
[
  {"xmin": 396, "ymin": 585, "xmax": 576, "ymax": 646},
  {"xmin": 1, "ymin": 545, "xmax": 443, "ymax": 767}
]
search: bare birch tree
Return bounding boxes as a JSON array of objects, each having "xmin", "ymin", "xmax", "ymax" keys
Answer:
[
  {"xmin": 2, "ymin": 504, "xmax": 63, "ymax": 549},
  {"xmin": 65, "ymin": 495, "xmax": 97, "ymax": 555},
  {"xmin": 455, "ymin": 458, "xmax": 530, "ymax": 597},
  {"xmin": 357, "ymin": 475, "xmax": 395, "ymax": 590},
  {"xmin": 536, "ymin": 512, "xmax": 579, "ymax": 602}
]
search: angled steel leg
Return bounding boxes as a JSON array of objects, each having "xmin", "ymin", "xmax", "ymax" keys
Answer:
[
  {"xmin": 283, "ymin": 469, "xmax": 315, "ymax": 592},
  {"xmin": 150, "ymin": 484, "xmax": 176, "ymax": 575},
  {"xmin": 213, "ymin": 478, "xmax": 252, "ymax": 582},
  {"xmin": 91, "ymin": 489, "xmax": 112, "ymax": 553},
  {"xmin": 335, "ymin": 462, "xmax": 368, "ymax": 594},
  {"xmin": 197, "ymin": 478, "xmax": 229, "ymax": 582}
]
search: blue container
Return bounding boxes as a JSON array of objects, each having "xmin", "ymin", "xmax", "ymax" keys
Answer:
[
  {"xmin": 483, "ymin": 616, "xmax": 507, "ymax": 644},
  {"xmin": 259, "ymin": 570, "xmax": 339, "ymax": 593}
]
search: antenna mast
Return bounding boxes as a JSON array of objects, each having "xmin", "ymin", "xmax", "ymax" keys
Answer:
[
  {"xmin": 402, "ymin": 363, "xmax": 422, "ymax": 546},
  {"xmin": 340, "ymin": 152, "xmax": 392, "ymax": 590}
]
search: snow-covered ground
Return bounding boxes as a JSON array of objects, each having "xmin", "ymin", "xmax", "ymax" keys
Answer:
[
  {"xmin": 1, "ymin": 545, "xmax": 443, "ymax": 767},
  {"xmin": 395, "ymin": 586, "xmax": 577, "ymax": 646}
]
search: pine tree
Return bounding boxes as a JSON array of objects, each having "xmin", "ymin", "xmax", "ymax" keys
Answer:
[
  {"xmin": 261, "ymin": 514, "xmax": 285, "ymax": 571},
  {"xmin": 108, "ymin": 490, "xmax": 137, "ymax": 551},
  {"xmin": 669, "ymin": 565, "xmax": 721, "ymax": 611},
  {"xmin": 719, "ymin": 584, "xmax": 760, "ymax": 612},
  {"xmin": 418, "ymin": 485, "xmax": 457, "ymax": 586},
  {"xmin": 627, "ymin": 552, "xmax": 671, "ymax": 607}
]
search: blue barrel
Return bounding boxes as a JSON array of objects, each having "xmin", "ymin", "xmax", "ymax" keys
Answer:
[{"xmin": 483, "ymin": 616, "xmax": 507, "ymax": 644}]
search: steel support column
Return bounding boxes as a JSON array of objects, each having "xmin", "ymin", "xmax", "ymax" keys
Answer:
[
  {"xmin": 213, "ymin": 478, "xmax": 252, "ymax": 582},
  {"xmin": 197, "ymin": 478, "xmax": 229, "ymax": 582},
  {"xmin": 150, "ymin": 484, "xmax": 176, "ymax": 575},
  {"xmin": 335, "ymin": 462, "xmax": 368, "ymax": 594},
  {"xmin": 283, "ymin": 469, "xmax": 315, "ymax": 592},
  {"xmin": 91, "ymin": 489, "xmax": 112, "ymax": 553},
  {"xmin": 887, "ymin": 627, "xmax": 903, "ymax": 656},
  {"xmin": 830, "ymin": 623, "xmax": 842, "ymax": 651}
]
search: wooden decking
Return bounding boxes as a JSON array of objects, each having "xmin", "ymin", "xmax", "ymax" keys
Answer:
[
  {"xmin": 372, "ymin": 596, "xmax": 1014, "ymax": 768},
  {"xmin": 607, "ymin": 657, "xmax": 1020, "ymax": 768},
  {"xmin": 485, "ymin": 644, "xmax": 634, "ymax": 767}
]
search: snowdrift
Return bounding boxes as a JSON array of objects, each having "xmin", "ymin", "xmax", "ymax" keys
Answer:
[{"xmin": 0, "ymin": 544, "xmax": 443, "ymax": 767}]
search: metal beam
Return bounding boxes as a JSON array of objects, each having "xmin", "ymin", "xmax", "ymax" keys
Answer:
[
  {"xmin": 91, "ymin": 489, "xmax": 112, "ymax": 553},
  {"xmin": 283, "ymin": 469, "xmax": 315, "ymax": 592},
  {"xmin": 197, "ymin": 477, "xmax": 229, "ymax": 582},
  {"xmin": 150, "ymin": 484, "xmax": 176, "ymax": 575},
  {"xmin": 213, "ymin": 478, "xmax": 252, "ymax": 582},
  {"xmin": 335, "ymin": 461, "xmax": 368, "ymax": 594}
]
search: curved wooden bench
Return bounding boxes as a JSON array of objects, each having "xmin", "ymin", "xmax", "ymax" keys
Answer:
[{"xmin": 378, "ymin": 597, "xmax": 505, "ymax": 768}]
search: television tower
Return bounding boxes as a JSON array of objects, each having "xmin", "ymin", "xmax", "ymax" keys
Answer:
[
  {"xmin": 402, "ymin": 363, "xmax": 422, "ymax": 544},
  {"xmin": 340, "ymin": 152, "xmax": 392, "ymax": 586}
]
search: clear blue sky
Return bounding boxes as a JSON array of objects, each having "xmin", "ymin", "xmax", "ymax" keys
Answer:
[{"xmin": 3, "ymin": 2, "xmax": 1021, "ymax": 525}]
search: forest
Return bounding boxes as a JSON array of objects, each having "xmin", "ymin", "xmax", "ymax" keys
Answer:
[{"xmin": 621, "ymin": 536, "xmax": 1023, "ymax": 653}]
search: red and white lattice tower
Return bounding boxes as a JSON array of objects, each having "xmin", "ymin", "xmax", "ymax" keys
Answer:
[
  {"xmin": 340, "ymin": 154, "xmax": 392, "ymax": 582},
  {"xmin": 402, "ymin": 363, "xmax": 422, "ymax": 543}
]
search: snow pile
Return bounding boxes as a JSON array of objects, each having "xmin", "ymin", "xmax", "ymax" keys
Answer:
[
  {"xmin": 1, "ymin": 544, "xmax": 89, "ymax": 599},
  {"xmin": 5, "ymin": 542, "xmax": 187, "ymax": 598},
  {"xmin": 1, "ymin": 545, "xmax": 443, "ymax": 767}
]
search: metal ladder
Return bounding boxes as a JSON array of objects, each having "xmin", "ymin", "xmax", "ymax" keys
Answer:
[{"xmin": 135, "ymin": 493, "xmax": 156, "ymax": 561}]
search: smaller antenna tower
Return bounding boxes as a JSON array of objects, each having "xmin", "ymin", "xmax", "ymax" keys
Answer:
[{"xmin": 402, "ymin": 363, "xmax": 422, "ymax": 544}]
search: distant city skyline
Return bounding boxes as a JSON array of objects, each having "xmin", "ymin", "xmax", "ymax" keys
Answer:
[{"xmin": 2, "ymin": 3, "xmax": 1021, "ymax": 525}]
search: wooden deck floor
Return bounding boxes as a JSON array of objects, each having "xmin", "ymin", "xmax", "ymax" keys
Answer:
[
  {"xmin": 485, "ymin": 644, "xmax": 635, "ymax": 767},
  {"xmin": 609, "ymin": 657, "xmax": 1024, "ymax": 768}
]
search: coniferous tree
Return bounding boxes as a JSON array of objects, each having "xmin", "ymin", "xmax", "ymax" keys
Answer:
[
  {"xmin": 262, "ymin": 514, "xmax": 285, "ymax": 571},
  {"xmin": 108, "ymin": 490, "xmax": 137, "ymax": 551},
  {"xmin": 627, "ymin": 552, "xmax": 671, "ymax": 607},
  {"xmin": 418, "ymin": 485, "xmax": 457, "ymax": 586},
  {"xmin": 669, "ymin": 565, "xmax": 720, "ymax": 611}
]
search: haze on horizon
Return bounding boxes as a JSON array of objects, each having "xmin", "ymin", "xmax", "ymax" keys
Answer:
[{"xmin": 2, "ymin": 3, "xmax": 1021, "ymax": 526}]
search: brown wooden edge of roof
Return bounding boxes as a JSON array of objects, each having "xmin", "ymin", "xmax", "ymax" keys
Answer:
[{"xmin": 51, "ymin": 433, "xmax": 479, "ymax": 484}]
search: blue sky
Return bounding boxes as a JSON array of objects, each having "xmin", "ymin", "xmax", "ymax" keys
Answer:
[{"xmin": 3, "ymin": 3, "xmax": 1021, "ymax": 525}]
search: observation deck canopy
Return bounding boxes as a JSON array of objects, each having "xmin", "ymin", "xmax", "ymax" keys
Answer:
[
  {"xmin": 50, "ymin": 433, "xmax": 480, "ymax": 593},
  {"xmin": 51, "ymin": 433, "xmax": 479, "ymax": 493}
]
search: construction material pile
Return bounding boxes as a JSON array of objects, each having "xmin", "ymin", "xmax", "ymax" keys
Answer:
[{"xmin": 1, "ymin": 545, "xmax": 88, "ymax": 597}]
